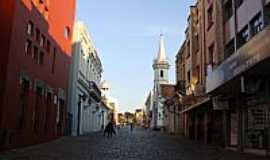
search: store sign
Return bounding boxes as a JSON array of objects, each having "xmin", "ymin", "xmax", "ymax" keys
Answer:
[{"xmin": 207, "ymin": 27, "xmax": 270, "ymax": 93}]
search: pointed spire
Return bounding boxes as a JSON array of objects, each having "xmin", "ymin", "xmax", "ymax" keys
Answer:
[{"xmin": 156, "ymin": 34, "xmax": 167, "ymax": 62}]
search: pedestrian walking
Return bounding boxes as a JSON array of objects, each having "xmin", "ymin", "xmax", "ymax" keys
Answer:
[
  {"xmin": 103, "ymin": 122, "xmax": 116, "ymax": 138},
  {"xmin": 130, "ymin": 123, "xmax": 134, "ymax": 132}
]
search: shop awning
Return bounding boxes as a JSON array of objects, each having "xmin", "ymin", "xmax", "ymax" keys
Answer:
[{"xmin": 181, "ymin": 97, "xmax": 210, "ymax": 113}]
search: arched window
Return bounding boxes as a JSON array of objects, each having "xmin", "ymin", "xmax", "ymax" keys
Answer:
[
  {"xmin": 64, "ymin": 26, "xmax": 70, "ymax": 39},
  {"xmin": 160, "ymin": 70, "xmax": 164, "ymax": 78},
  {"xmin": 27, "ymin": 21, "xmax": 34, "ymax": 36}
]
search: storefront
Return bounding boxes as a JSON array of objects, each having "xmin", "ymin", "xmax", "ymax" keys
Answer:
[
  {"xmin": 241, "ymin": 68, "xmax": 270, "ymax": 154},
  {"xmin": 244, "ymin": 95, "xmax": 268, "ymax": 150},
  {"xmin": 206, "ymin": 26, "xmax": 270, "ymax": 156},
  {"xmin": 181, "ymin": 97, "xmax": 212, "ymax": 144}
]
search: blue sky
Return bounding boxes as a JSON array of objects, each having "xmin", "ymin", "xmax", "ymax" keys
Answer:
[{"xmin": 76, "ymin": 0, "xmax": 194, "ymax": 112}]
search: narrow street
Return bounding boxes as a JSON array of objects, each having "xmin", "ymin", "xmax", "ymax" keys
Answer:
[{"xmin": 0, "ymin": 128, "xmax": 267, "ymax": 160}]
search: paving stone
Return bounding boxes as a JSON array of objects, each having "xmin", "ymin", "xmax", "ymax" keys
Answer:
[{"xmin": 0, "ymin": 128, "xmax": 268, "ymax": 160}]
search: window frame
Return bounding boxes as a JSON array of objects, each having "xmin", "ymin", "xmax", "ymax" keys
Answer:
[
  {"xmin": 208, "ymin": 43, "xmax": 215, "ymax": 66},
  {"xmin": 250, "ymin": 12, "xmax": 263, "ymax": 36},
  {"xmin": 207, "ymin": 4, "xmax": 214, "ymax": 30},
  {"xmin": 33, "ymin": 46, "xmax": 39, "ymax": 61},
  {"xmin": 160, "ymin": 70, "xmax": 164, "ymax": 78},
  {"xmin": 27, "ymin": 21, "xmax": 34, "ymax": 36},
  {"xmin": 24, "ymin": 39, "xmax": 32, "ymax": 55},
  {"xmin": 224, "ymin": 0, "xmax": 233, "ymax": 22}
]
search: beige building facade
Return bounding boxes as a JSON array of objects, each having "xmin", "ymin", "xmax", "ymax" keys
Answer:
[{"xmin": 176, "ymin": 0, "xmax": 270, "ymax": 157}]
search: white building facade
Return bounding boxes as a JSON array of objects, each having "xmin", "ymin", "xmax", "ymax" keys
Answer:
[
  {"xmin": 100, "ymin": 81, "xmax": 119, "ymax": 125},
  {"xmin": 151, "ymin": 34, "xmax": 170, "ymax": 130},
  {"xmin": 68, "ymin": 22, "xmax": 107, "ymax": 136}
]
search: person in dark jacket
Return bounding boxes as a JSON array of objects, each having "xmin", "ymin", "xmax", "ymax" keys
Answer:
[{"xmin": 103, "ymin": 122, "xmax": 116, "ymax": 138}]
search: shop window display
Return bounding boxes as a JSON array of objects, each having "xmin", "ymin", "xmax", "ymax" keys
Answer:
[{"xmin": 245, "ymin": 96, "xmax": 269, "ymax": 149}]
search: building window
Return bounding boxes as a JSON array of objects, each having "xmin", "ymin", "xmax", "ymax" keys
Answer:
[
  {"xmin": 208, "ymin": 44, "xmax": 215, "ymax": 66},
  {"xmin": 207, "ymin": 4, "xmax": 214, "ymax": 29},
  {"xmin": 64, "ymin": 26, "xmax": 70, "ymax": 39},
  {"xmin": 57, "ymin": 99, "xmax": 65, "ymax": 135},
  {"xmin": 17, "ymin": 78, "xmax": 30, "ymax": 129},
  {"xmin": 224, "ymin": 39, "xmax": 235, "ymax": 59},
  {"xmin": 250, "ymin": 12, "xmax": 263, "ymax": 36},
  {"xmin": 186, "ymin": 41, "xmax": 190, "ymax": 58},
  {"xmin": 52, "ymin": 47, "xmax": 56, "ymax": 73},
  {"xmin": 25, "ymin": 40, "xmax": 32, "ymax": 55},
  {"xmin": 27, "ymin": 21, "xmax": 34, "ymax": 36},
  {"xmin": 80, "ymin": 50, "xmax": 86, "ymax": 72},
  {"xmin": 46, "ymin": 40, "xmax": 51, "ymax": 53},
  {"xmin": 39, "ymin": 51, "xmax": 44, "ymax": 65},
  {"xmin": 33, "ymin": 46, "xmax": 39, "ymax": 61},
  {"xmin": 44, "ymin": 6, "xmax": 49, "ymax": 19},
  {"xmin": 237, "ymin": 25, "xmax": 249, "ymax": 48},
  {"xmin": 195, "ymin": 34, "xmax": 199, "ymax": 53},
  {"xmin": 264, "ymin": 4, "xmax": 270, "ymax": 26},
  {"xmin": 245, "ymin": 98, "xmax": 269, "ymax": 149},
  {"xmin": 224, "ymin": 0, "xmax": 233, "ymax": 21},
  {"xmin": 160, "ymin": 70, "xmax": 164, "ymax": 78},
  {"xmin": 44, "ymin": 91, "xmax": 52, "ymax": 133},
  {"xmin": 235, "ymin": 0, "xmax": 244, "ymax": 8},
  {"xmin": 35, "ymin": 28, "xmax": 40, "ymax": 43},
  {"xmin": 187, "ymin": 71, "xmax": 191, "ymax": 84},
  {"xmin": 196, "ymin": 65, "xmax": 200, "ymax": 84},
  {"xmin": 40, "ymin": 35, "xmax": 45, "ymax": 48},
  {"xmin": 34, "ymin": 86, "xmax": 43, "ymax": 133}
]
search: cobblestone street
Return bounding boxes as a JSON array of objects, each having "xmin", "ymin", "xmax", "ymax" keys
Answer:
[{"xmin": 0, "ymin": 128, "xmax": 268, "ymax": 160}]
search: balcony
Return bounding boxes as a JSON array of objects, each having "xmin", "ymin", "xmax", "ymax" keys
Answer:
[
  {"xmin": 206, "ymin": 26, "xmax": 270, "ymax": 93},
  {"xmin": 88, "ymin": 81, "xmax": 101, "ymax": 102},
  {"xmin": 193, "ymin": 84, "xmax": 205, "ymax": 97}
]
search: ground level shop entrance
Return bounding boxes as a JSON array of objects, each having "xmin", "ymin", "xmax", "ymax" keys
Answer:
[{"xmin": 208, "ymin": 59, "xmax": 270, "ymax": 156}]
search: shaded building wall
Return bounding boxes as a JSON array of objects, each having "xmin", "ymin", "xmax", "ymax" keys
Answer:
[
  {"xmin": 0, "ymin": 0, "xmax": 16, "ymax": 127},
  {"xmin": 175, "ymin": 0, "xmax": 225, "ymax": 145}
]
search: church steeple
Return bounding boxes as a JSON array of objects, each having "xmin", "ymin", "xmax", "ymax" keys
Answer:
[
  {"xmin": 153, "ymin": 34, "xmax": 169, "ymax": 67},
  {"xmin": 156, "ymin": 34, "xmax": 167, "ymax": 62},
  {"xmin": 152, "ymin": 34, "xmax": 170, "ymax": 84}
]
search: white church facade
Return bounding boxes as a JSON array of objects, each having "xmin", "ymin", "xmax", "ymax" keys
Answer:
[{"xmin": 150, "ymin": 34, "xmax": 170, "ymax": 130}]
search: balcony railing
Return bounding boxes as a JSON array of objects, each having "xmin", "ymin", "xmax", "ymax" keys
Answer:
[{"xmin": 88, "ymin": 81, "xmax": 101, "ymax": 102}]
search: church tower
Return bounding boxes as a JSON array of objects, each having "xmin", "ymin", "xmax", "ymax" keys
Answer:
[
  {"xmin": 151, "ymin": 34, "xmax": 170, "ymax": 129},
  {"xmin": 152, "ymin": 34, "xmax": 170, "ymax": 84}
]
